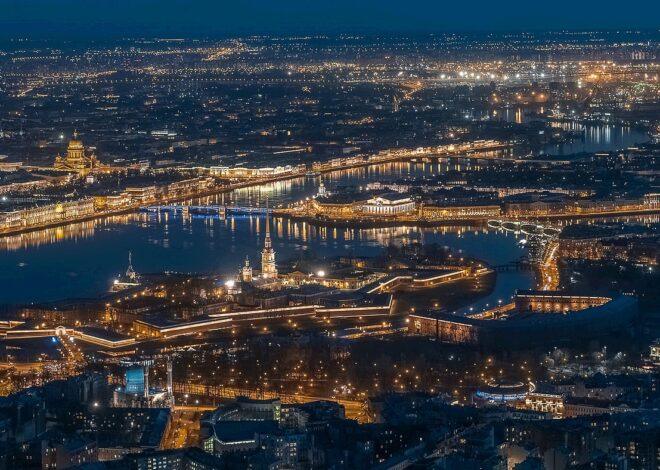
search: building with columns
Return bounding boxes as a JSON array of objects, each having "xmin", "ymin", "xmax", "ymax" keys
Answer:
[
  {"xmin": 54, "ymin": 132, "xmax": 101, "ymax": 175},
  {"xmin": 361, "ymin": 194, "xmax": 415, "ymax": 215}
]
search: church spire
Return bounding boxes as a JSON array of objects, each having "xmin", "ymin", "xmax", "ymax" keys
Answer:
[
  {"xmin": 264, "ymin": 197, "xmax": 272, "ymax": 249},
  {"xmin": 126, "ymin": 251, "xmax": 137, "ymax": 281},
  {"xmin": 261, "ymin": 198, "xmax": 277, "ymax": 280}
]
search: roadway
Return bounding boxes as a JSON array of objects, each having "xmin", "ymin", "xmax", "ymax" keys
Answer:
[
  {"xmin": 539, "ymin": 240, "xmax": 560, "ymax": 291},
  {"xmin": 161, "ymin": 409, "xmax": 202, "ymax": 450}
]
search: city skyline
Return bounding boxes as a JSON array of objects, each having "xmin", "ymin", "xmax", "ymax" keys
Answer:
[{"xmin": 0, "ymin": 9, "xmax": 657, "ymax": 469}]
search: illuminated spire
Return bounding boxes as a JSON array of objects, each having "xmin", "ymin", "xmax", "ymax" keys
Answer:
[
  {"xmin": 261, "ymin": 197, "xmax": 277, "ymax": 280},
  {"xmin": 125, "ymin": 251, "xmax": 137, "ymax": 281},
  {"xmin": 264, "ymin": 197, "xmax": 271, "ymax": 249}
]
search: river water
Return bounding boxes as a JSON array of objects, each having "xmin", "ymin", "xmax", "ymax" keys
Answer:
[
  {"xmin": 0, "ymin": 124, "xmax": 649, "ymax": 305},
  {"xmin": 478, "ymin": 107, "xmax": 649, "ymax": 155},
  {"xmin": 0, "ymin": 162, "xmax": 533, "ymax": 305}
]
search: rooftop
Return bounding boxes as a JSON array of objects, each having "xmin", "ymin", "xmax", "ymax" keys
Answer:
[{"xmin": 213, "ymin": 420, "xmax": 279, "ymax": 443}]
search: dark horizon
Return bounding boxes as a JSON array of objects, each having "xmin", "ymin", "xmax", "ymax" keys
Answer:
[{"xmin": 2, "ymin": 0, "xmax": 659, "ymax": 39}]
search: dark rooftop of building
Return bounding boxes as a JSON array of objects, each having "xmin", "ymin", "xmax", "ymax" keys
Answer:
[
  {"xmin": 77, "ymin": 326, "xmax": 131, "ymax": 342},
  {"xmin": 213, "ymin": 420, "xmax": 279, "ymax": 442}
]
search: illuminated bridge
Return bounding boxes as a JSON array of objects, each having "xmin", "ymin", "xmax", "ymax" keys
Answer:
[
  {"xmin": 142, "ymin": 205, "xmax": 274, "ymax": 215},
  {"xmin": 487, "ymin": 220, "xmax": 560, "ymax": 238}
]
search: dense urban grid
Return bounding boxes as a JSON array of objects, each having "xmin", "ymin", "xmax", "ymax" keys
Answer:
[{"xmin": 0, "ymin": 30, "xmax": 658, "ymax": 469}]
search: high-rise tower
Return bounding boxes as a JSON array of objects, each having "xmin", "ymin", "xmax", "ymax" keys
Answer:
[{"xmin": 261, "ymin": 199, "xmax": 278, "ymax": 279}]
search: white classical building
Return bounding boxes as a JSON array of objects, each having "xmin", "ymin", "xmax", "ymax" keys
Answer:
[{"xmin": 361, "ymin": 194, "xmax": 415, "ymax": 215}]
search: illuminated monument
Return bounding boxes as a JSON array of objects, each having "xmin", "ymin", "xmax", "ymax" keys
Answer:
[
  {"xmin": 260, "ymin": 200, "xmax": 278, "ymax": 280},
  {"xmin": 248, "ymin": 199, "xmax": 280, "ymax": 290},
  {"xmin": 54, "ymin": 131, "xmax": 101, "ymax": 175}
]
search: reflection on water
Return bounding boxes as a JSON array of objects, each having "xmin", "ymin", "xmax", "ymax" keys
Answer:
[
  {"xmin": 202, "ymin": 161, "xmax": 467, "ymax": 208},
  {"xmin": 543, "ymin": 122, "xmax": 648, "ymax": 155},
  {"xmin": 551, "ymin": 215, "xmax": 660, "ymax": 227},
  {"xmin": 3, "ymin": 210, "xmax": 654, "ymax": 305},
  {"xmin": 6, "ymin": 210, "xmax": 654, "ymax": 306},
  {"xmin": 0, "ymin": 210, "xmax": 529, "ymax": 303},
  {"xmin": 455, "ymin": 271, "xmax": 534, "ymax": 316},
  {"xmin": 0, "ymin": 126, "xmax": 654, "ymax": 304},
  {"xmin": 476, "ymin": 106, "xmax": 648, "ymax": 155}
]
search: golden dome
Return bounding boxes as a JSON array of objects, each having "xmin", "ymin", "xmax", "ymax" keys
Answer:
[{"xmin": 68, "ymin": 139, "xmax": 84, "ymax": 150}]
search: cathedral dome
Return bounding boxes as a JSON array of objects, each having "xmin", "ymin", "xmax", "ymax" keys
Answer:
[{"xmin": 67, "ymin": 139, "xmax": 84, "ymax": 150}]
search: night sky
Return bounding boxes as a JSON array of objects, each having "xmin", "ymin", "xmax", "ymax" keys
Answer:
[{"xmin": 1, "ymin": 0, "xmax": 659, "ymax": 38}]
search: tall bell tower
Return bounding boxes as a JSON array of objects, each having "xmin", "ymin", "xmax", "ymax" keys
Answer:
[{"xmin": 261, "ymin": 199, "xmax": 278, "ymax": 279}]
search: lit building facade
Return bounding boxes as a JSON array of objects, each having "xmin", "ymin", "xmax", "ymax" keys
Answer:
[
  {"xmin": 524, "ymin": 392, "xmax": 565, "ymax": 416},
  {"xmin": 422, "ymin": 204, "xmax": 501, "ymax": 220},
  {"xmin": 408, "ymin": 293, "xmax": 638, "ymax": 348},
  {"xmin": 643, "ymin": 193, "xmax": 659, "ymax": 208},
  {"xmin": 54, "ymin": 132, "xmax": 100, "ymax": 175},
  {"xmin": 361, "ymin": 194, "xmax": 415, "ymax": 215},
  {"xmin": 514, "ymin": 291, "xmax": 610, "ymax": 313},
  {"xmin": 650, "ymin": 342, "xmax": 660, "ymax": 364},
  {"xmin": 0, "ymin": 199, "xmax": 95, "ymax": 230}
]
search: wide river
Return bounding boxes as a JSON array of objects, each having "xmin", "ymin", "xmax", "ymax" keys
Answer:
[{"xmin": 0, "ymin": 124, "xmax": 649, "ymax": 306}]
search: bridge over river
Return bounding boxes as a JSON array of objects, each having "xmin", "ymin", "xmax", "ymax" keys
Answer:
[
  {"xmin": 487, "ymin": 219, "xmax": 561, "ymax": 238},
  {"xmin": 142, "ymin": 204, "xmax": 274, "ymax": 216}
]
